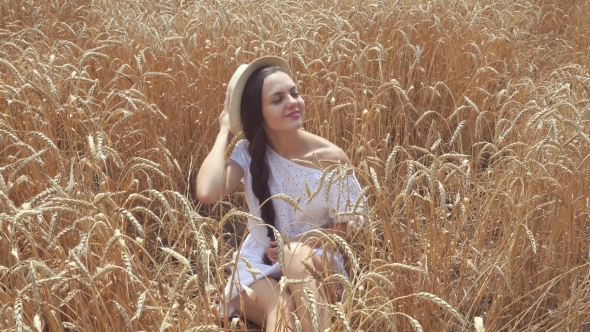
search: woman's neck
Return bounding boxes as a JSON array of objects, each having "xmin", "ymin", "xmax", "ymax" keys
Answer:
[{"xmin": 265, "ymin": 129, "xmax": 308, "ymax": 159}]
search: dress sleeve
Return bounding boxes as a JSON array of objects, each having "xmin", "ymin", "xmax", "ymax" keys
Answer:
[
  {"xmin": 229, "ymin": 139, "xmax": 250, "ymax": 183},
  {"xmin": 327, "ymin": 171, "xmax": 366, "ymax": 230}
]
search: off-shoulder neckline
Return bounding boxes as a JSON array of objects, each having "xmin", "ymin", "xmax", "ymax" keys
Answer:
[{"xmin": 266, "ymin": 145, "xmax": 326, "ymax": 172}]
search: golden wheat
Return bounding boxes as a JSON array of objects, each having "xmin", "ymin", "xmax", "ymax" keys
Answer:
[{"xmin": 0, "ymin": 0, "xmax": 589, "ymax": 331}]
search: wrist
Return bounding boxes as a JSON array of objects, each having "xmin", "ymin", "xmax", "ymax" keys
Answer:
[{"xmin": 218, "ymin": 127, "xmax": 233, "ymax": 139}]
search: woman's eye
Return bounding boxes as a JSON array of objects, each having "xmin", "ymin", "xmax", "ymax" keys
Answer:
[
  {"xmin": 273, "ymin": 98, "xmax": 282, "ymax": 104},
  {"xmin": 291, "ymin": 92, "xmax": 300, "ymax": 98}
]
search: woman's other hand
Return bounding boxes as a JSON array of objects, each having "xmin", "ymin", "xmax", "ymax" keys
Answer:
[{"xmin": 266, "ymin": 241, "xmax": 279, "ymax": 264}]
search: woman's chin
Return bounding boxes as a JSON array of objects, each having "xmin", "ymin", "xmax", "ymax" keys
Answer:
[
  {"xmin": 264, "ymin": 119, "xmax": 304, "ymax": 134},
  {"xmin": 289, "ymin": 123, "xmax": 304, "ymax": 132},
  {"xmin": 266, "ymin": 122, "xmax": 303, "ymax": 134}
]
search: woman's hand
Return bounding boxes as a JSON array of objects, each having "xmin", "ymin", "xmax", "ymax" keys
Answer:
[
  {"xmin": 195, "ymin": 90, "xmax": 243, "ymax": 203},
  {"xmin": 219, "ymin": 91, "xmax": 231, "ymax": 132},
  {"xmin": 265, "ymin": 241, "xmax": 279, "ymax": 264}
]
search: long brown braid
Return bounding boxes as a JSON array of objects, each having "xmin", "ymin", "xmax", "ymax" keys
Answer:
[{"xmin": 240, "ymin": 65, "xmax": 286, "ymax": 263}]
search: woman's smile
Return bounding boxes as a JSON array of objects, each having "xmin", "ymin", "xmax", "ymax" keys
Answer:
[{"xmin": 286, "ymin": 110, "xmax": 301, "ymax": 118}]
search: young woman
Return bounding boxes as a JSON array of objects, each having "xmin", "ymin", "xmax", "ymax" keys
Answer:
[{"xmin": 196, "ymin": 57, "xmax": 365, "ymax": 331}]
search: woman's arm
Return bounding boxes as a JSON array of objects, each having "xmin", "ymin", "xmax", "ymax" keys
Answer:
[{"xmin": 196, "ymin": 92, "xmax": 244, "ymax": 203}]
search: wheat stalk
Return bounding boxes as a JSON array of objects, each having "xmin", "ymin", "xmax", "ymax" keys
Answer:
[
  {"xmin": 60, "ymin": 289, "xmax": 81, "ymax": 307},
  {"xmin": 224, "ymin": 131, "xmax": 244, "ymax": 161},
  {"xmin": 159, "ymin": 247, "xmax": 191, "ymax": 269},
  {"xmin": 521, "ymin": 224, "xmax": 537, "ymax": 254},
  {"xmin": 112, "ymin": 301, "xmax": 132, "ymax": 331},
  {"xmin": 300, "ymin": 258, "xmax": 324, "ymax": 287},
  {"xmin": 328, "ymin": 303, "xmax": 352, "ymax": 332},
  {"xmin": 375, "ymin": 263, "xmax": 425, "ymax": 274},
  {"xmin": 100, "ymin": 230, "xmax": 125, "ymax": 265},
  {"xmin": 303, "ymin": 287, "xmax": 320, "ymax": 332},
  {"xmin": 189, "ymin": 326, "xmax": 221, "ymax": 331},
  {"xmin": 27, "ymin": 131, "xmax": 59, "ymax": 150},
  {"xmin": 301, "ymin": 229, "xmax": 359, "ymax": 274},
  {"xmin": 415, "ymin": 292, "xmax": 465, "ymax": 324},
  {"xmin": 394, "ymin": 312, "xmax": 423, "ymax": 332},
  {"xmin": 10, "ymin": 149, "xmax": 47, "ymax": 182},
  {"xmin": 115, "ymin": 208, "xmax": 144, "ymax": 236},
  {"xmin": 448, "ymin": 120, "xmax": 468, "ymax": 147},
  {"xmin": 45, "ymin": 197, "xmax": 96, "ymax": 210},
  {"xmin": 369, "ymin": 167, "xmax": 380, "ymax": 193},
  {"xmin": 14, "ymin": 294, "xmax": 24, "ymax": 332}
]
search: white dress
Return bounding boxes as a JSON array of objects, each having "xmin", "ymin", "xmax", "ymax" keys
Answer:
[{"xmin": 222, "ymin": 139, "xmax": 365, "ymax": 317}]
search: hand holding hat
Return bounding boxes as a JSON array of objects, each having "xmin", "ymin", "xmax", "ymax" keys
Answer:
[{"xmin": 218, "ymin": 91, "xmax": 231, "ymax": 133}]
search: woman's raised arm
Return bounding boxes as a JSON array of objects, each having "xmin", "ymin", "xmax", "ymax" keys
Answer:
[{"xmin": 196, "ymin": 92, "xmax": 244, "ymax": 203}]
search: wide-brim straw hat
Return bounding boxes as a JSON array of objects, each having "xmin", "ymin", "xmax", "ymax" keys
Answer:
[{"xmin": 227, "ymin": 56, "xmax": 292, "ymax": 135}]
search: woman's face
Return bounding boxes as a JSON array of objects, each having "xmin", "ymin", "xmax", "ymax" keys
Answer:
[{"xmin": 260, "ymin": 71, "xmax": 305, "ymax": 134}]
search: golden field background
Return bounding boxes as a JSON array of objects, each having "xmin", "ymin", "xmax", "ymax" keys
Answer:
[{"xmin": 1, "ymin": 0, "xmax": 589, "ymax": 330}]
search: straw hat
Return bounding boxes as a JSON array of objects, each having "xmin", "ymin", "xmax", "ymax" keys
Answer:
[{"xmin": 227, "ymin": 56, "xmax": 292, "ymax": 135}]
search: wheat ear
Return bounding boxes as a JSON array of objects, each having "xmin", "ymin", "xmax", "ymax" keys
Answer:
[
  {"xmin": 415, "ymin": 292, "xmax": 465, "ymax": 324},
  {"xmin": 303, "ymin": 287, "xmax": 320, "ymax": 332}
]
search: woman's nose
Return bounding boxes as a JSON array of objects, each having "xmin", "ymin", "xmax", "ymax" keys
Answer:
[{"xmin": 285, "ymin": 95, "xmax": 297, "ymax": 107}]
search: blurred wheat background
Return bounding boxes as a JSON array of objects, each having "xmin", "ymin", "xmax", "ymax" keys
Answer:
[{"xmin": 1, "ymin": 0, "xmax": 589, "ymax": 331}]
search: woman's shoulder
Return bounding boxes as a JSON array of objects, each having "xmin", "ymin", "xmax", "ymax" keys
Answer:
[
  {"xmin": 232, "ymin": 138, "xmax": 249, "ymax": 151},
  {"xmin": 302, "ymin": 132, "xmax": 351, "ymax": 167},
  {"xmin": 236, "ymin": 138, "xmax": 249, "ymax": 146},
  {"xmin": 228, "ymin": 139, "xmax": 251, "ymax": 166}
]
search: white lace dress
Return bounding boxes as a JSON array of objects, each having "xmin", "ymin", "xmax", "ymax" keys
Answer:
[{"xmin": 222, "ymin": 139, "xmax": 365, "ymax": 317}]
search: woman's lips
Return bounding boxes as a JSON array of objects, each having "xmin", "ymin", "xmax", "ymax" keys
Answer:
[{"xmin": 286, "ymin": 111, "xmax": 300, "ymax": 118}]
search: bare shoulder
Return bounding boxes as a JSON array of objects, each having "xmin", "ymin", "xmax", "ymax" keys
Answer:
[{"xmin": 302, "ymin": 131, "xmax": 351, "ymax": 167}]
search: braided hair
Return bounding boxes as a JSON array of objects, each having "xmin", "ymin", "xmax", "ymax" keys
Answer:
[{"xmin": 240, "ymin": 65, "xmax": 285, "ymax": 262}]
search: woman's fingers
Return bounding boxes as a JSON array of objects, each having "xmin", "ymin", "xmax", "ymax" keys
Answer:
[
  {"xmin": 266, "ymin": 245, "xmax": 279, "ymax": 264},
  {"xmin": 224, "ymin": 90, "xmax": 230, "ymax": 109},
  {"xmin": 219, "ymin": 91, "xmax": 231, "ymax": 131},
  {"xmin": 266, "ymin": 246, "xmax": 279, "ymax": 256}
]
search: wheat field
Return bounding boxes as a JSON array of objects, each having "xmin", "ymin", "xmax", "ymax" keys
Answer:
[{"xmin": 1, "ymin": 0, "xmax": 589, "ymax": 331}]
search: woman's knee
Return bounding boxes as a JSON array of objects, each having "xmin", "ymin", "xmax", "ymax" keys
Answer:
[
  {"xmin": 232, "ymin": 278, "xmax": 296, "ymax": 329},
  {"xmin": 282, "ymin": 290, "xmax": 296, "ymax": 313},
  {"xmin": 282, "ymin": 242, "xmax": 322, "ymax": 277},
  {"xmin": 232, "ymin": 278, "xmax": 284, "ymax": 324}
]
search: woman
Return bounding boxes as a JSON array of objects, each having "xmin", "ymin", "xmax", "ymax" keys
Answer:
[{"xmin": 196, "ymin": 57, "xmax": 365, "ymax": 331}]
